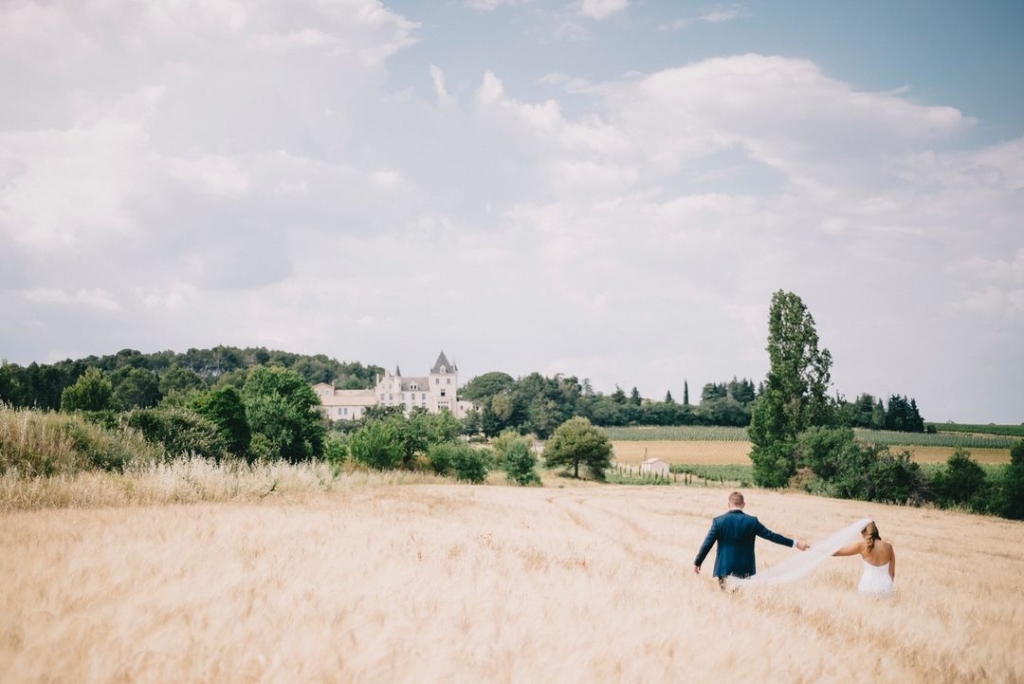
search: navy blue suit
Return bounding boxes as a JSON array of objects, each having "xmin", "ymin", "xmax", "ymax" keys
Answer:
[{"xmin": 694, "ymin": 509, "xmax": 794, "ymax": 579}]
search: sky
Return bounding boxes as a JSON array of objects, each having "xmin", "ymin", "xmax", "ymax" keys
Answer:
[{"xmin": 1, "ymin": 0, "xmax": 1022, "ymax": 424}]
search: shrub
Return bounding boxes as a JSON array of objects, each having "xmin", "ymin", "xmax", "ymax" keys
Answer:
[
  {"xmin": 323, "ymin": 435, "xmax": 348, "ymax": 466},
  {"xmin": 931, "ymin": 448, "xmax": 987, "ymax": 510},
  {"xmin": 426, "ymin": 442, "xmax": 459, "ymax": 476},
  {"xmin": 991, "ymin": 439, "xmax": 1024, "ymax": 520},
  {"xmin": 0, "ymin": 406, "xmax": 162, "ymax": 476},
  {"xmin": 348, "ymin": 419, "xmax": 405, "ymax": 470},
  {"xmin": 453, "ymin": 446, "xmax": 492, "ymax": 484},
  {"xmin": 120, "ymin": 408, "xmax": 229, "ymax": 462},
  {"xmin": 500, "ymin": 440, "xmax": 540, "ymax": 486}
]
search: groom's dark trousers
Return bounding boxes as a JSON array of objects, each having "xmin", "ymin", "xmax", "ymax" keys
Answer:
[{"xmin": 694, "ymin": 509, "xmax": 794, "ymax": 584}]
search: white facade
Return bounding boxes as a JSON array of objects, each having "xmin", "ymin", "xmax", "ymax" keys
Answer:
[
  {"xmin": 640, "ymin": 458, "xmax": 671, "ymax": 477},
  {"xmin": 314, "ymin": 351, "xmax": 471, "ymax": 420}
]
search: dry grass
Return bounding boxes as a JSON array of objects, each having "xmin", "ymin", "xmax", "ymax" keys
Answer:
[
  {"xmin": 2, "ymin": 477, "xmax": 1021, "ymax": 684},
  {"xmin": 612, "ymin": 441, "xmax": 1011, "ymax": 465}
]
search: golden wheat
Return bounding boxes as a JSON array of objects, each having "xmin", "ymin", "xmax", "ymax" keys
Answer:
[{"xmin": 1, "ymin": 479, "xmax": 1020, "ymax": 684}]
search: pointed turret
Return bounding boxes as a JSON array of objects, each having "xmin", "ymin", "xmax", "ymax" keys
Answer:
[{"xmin": 431, "ymin": 351, "xmax": 453, "ymax": 374}]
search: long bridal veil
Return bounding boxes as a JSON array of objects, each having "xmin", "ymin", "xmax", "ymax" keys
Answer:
[{"xmin": 724, "ymin": 517, "xmax": 873, "ymax": 590}]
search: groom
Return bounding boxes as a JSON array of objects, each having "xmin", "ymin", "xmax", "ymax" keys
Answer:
[{"xmin": 693, "ymin": 491, "xmax": 808, "ymax": 587}]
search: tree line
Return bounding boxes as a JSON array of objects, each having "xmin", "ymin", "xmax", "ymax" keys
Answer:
[
  {"xmin": 1, "ymin": 345, "xmax": 926, "ymax": 438},
  {"xmin": 0, "ymin": 346, "xmax": 383, "ymax": 412}
]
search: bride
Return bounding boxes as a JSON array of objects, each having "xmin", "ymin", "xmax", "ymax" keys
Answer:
[
  {"xmin": 724, "ymin": 517, "xmax": 895, "ymax": 596},
  {"xmin": 832, "ymin": 520, "xmax": 896, "ymax": 597}
]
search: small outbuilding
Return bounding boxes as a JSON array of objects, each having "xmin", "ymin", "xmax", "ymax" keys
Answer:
[{"xmin": 640, "ymin": 458, "xmax": 670, "ymax": 477}]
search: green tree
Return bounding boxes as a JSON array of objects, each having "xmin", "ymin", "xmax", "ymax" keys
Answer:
[
  {"xmin": 544, "ymin": 417, "xmax": 612, "ymax": 480},
  {"xmin": 241, "ymin": 366, "xmax": 326, "ymax": 463},
  {"xmin": 931, "ymin": 448, "xmax": 987, "ymax": 510},
  {"xmin": 460, "ymin": 371, "xmax": 515, "ymax": 403},
  {"xmin": 501, "ymin": 439, "xmax": 541, "ymax": 486},
  {"xmin": 492, "ymin": 430, "xmax": 541, "ymax": 485},
  {"xmin": 994, "ymin": 439, "xmax": 1024, "ymax": 520},
  {"xmin": 112, "ymin": 367, "xmax": 162, "ymax": 409},
  {"xmin": 120, "ymin": 407, "xmax": 228, "ymax": 461},
  {"xmin": 348, "ymin": 417, "xmax": 405, "ymax": 470},
  {"xmin": 452, "ymin": 446, "xmax": 492, "ymax": 484},
  {"xmin": 190, "ymin": 386, "xmax": 252, "ymax": 461},
  {"xmin": 61, "ymin": 367, "xmax": 115, "ymax": 412},
  {"xmin": 748, "ymin": 290, "xmax": 835, "ymax": 487},
  {"xmin": 159, "ymin": 365, "xmax": 207, "ymax": 397}
]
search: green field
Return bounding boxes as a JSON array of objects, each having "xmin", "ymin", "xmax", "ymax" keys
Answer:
[
  {"xmin": 925, "ymin": 423, "xmax": 1024, "ymax": 438},
  {"xmin": 603, "ymin": 424, "xmax": 1019, "ymax": 449},
  {"xmin": 602, "ymin": 426, "xmax": 749, "ymax": 441}
]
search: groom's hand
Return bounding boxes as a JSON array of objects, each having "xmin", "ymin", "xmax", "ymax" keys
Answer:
[
  {"xmin": 693, "ymin": 565, "xmax": 701, "ymax": 575},
  {"xmin": 795, "ymin": 539, "xmax": 809, "ymax": 551}
]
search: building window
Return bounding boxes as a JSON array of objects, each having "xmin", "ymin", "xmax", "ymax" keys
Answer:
[
  {"xmin": 440, "ymin": 389, "xmax": 446, "ymax": 397},
  {"xmin": 435, "ymin": 378, "xmax": 439, "ymax": 384},
  {"xmin": 343, "ymin": 408, "xmax": 349, "ymax": 416},
  {"xmin": 447, "ymin": 378, "xmax": 451, "ymax": 385}
]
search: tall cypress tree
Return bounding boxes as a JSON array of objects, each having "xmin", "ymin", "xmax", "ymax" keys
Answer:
[{"xmin": 748, "ymin": 290, "xmax": 835, "ymax": 487}]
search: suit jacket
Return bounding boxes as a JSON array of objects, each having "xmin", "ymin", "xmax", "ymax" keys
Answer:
[{"xmin": 694, "ymin": 509, "xmax": 794, "ymax": 578}]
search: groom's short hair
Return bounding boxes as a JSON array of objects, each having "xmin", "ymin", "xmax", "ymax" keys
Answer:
[{"xmin": 728, "ymin": 491, "xmax": 745, "ymax": 508}]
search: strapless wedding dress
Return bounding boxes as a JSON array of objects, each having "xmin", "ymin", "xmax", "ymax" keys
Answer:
[{"xmin": 858, "ymin": 560, "xmax": 894, "ymax": 597}]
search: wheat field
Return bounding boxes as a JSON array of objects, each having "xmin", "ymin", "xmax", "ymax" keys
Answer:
[{"xmin": 2, "ymin": 478, "xmax": 1021, "ymax": 684}]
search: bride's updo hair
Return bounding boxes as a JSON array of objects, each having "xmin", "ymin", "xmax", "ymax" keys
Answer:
[{"xmin": 862, "ymin": 521, "xmax": 881, "ymax": 551}]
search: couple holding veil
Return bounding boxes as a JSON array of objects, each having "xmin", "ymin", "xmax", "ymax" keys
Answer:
[{"xmin": 693, "ymin": 491, "xmax": 896, "ymax": 597}]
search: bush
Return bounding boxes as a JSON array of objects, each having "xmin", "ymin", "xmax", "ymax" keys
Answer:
[
  {"xmin": 324, "ymin": 435, "xmax": 348, "ymax": 466},
  {"xmin": 426, "ymin": 442, "xmax": 460, "ymax": 476},
  {"xmin": 931, "ymin": 448, "xmax": 987, "ymax": 510},
  {"xmin": 0, "ymin": 406, "xmax": 162, "ymax": 476},
  {"xmin": 794, "ymin": 427, "xmax": 929, "ymax": 505},
  {"xmin": 500, "ymin": 439, "xmax": 540, "ymax": 486},
  {"xmin": 453, "ymin": 446, "xmax": 492, "ymax": 484},
  {"xmin": 120, "ymin": 408, "xmax": 229, "ymax": 462},
  {"xmin": 991, "ymin": 439, "xmax": 1024, "ymax": 520},
  {"xmin": 348, "ymin": 419, "xmax": 405, "ymax": 470}
]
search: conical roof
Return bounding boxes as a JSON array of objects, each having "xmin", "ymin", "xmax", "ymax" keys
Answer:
[{"xmin": 431, "ymin": 351, "xmax": 456, "ymax": 373}]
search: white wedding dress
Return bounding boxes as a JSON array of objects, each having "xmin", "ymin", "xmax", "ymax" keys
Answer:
[
  {"xmin": 859, "ymin": 560, "xmax": 895, "ymax": 597},
  {"xmin": 725, "ymin": 517, "xmax": 881, "ymax": 591}
]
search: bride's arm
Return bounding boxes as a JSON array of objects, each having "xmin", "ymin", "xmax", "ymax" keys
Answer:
[{"xmin": 832, "ymin": 541, "xmax": 862, "ymax": 557}]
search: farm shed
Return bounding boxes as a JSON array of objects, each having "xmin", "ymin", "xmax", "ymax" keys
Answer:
[{"xmin": 640, "ymin": 458, "xmax": 670, "ymax": 476}]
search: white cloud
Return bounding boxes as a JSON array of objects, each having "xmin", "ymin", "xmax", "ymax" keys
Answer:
[
  {"xmin": 476, "ymin": 71, "xmax": 505, "ymax": 105},
  {"xmin": 164, "ymin": 155, "xmax": 251, "ymax": 197},
  {"xmin": 952, "ymin": 248, "xmax": 1024, "ymax": 283},
  {"xmin": 659, "ymin": 6, "xmax": 749, "ymax": 32},
  {"xmin": 549, "ymin": 159, "xmax": 638, "ymax": 192},
  {"xmin": 0, "ymin": 87, "xmax": 161, "ymax": 250},
  {"xmin": 464, "ymin": 0, "xmax": 532, "ymax": 9},
  {"xmin": 248, "ymin": 29, "xmax": 335, "ymax": 53},
  {"xmin": 429, "ymin": 64, "xmax": 454, "ymax": 106},
  {"xmin": 369, "ymin": 170, "xmax": 404, "ymax": 189},
  {"xmin": 24, "ymin": 288, "xmax": 123, "ymax": 313},
  {"xmin": 951, "ymin": 286, "xmax": 1024, "ymax": 315},
  {"xmin": 579, "ymin": 0, "xmax": 629, "ymax": 21}
]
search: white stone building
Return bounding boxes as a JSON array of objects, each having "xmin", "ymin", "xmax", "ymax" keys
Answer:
[
  {"xmin": 314, "ymin": 351, "xmax": 471, "ymax": 421},
  {"xmin": 640, "ymin": 458, "xmax": 671, "ymax": 477}
]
